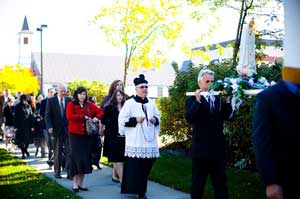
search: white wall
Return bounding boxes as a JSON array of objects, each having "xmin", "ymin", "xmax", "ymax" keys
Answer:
[{"xmin": 125, "ymin": 85, "xmax": 170, "ymax": 98}]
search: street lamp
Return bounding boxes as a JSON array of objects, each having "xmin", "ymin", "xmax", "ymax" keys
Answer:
[{"xmin": 36, "ymin": 24, "xmax": 47, "ymax": 95}]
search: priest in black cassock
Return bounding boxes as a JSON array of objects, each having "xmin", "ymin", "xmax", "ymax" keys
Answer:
[{"xmin": 118, "ymin": 74, "xmax": 160, "ymax": 199}]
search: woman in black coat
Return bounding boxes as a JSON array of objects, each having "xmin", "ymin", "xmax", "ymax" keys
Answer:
[
  {"xmin": 14, "ymin": 94, "xmax": 34, "ymax": 159},
  {"xmin": 101, "ymin": 89, "xmax": 125, "ymax": 183}
]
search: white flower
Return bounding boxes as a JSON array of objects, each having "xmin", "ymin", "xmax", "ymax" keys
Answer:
[
  {"xmin": 248, "ymin": 78, "xmax": 254, "ymax": 86},
  {"xmin": 231, "ymin": 84, "xmax": 239, "ymax": 92},
  {"xmin": 264, "ymin": 81, "xmax": 270, "ymax": 87},
  {"xmin": 230, "ymin": 78, "xmax": 237, "ymax": 85},
  {"xmin": 258, "ymin": 77, "xmax": 267, "ymax": 84}
]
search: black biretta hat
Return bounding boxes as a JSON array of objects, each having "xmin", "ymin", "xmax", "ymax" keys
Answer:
[{"xmin": 134, "ymin": 74, "xmax": 148, "ymax": 86}]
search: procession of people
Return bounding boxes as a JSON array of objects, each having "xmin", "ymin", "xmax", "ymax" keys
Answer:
[
  {"xmin": 1, "ymin": 1, "xmax": 299, "ymax": 199},
  {"xmin": 0, "ymin": 74, "xmax": 159, "ymax": 199}
]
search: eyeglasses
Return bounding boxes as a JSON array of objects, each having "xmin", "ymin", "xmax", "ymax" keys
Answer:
[
  {"xmin": 138, "ymin": 86, "xmax": 148, "ymax": 89},
  {"xmin": 206, "ymin": 80, "xmax": 214, "ymax": 83}
]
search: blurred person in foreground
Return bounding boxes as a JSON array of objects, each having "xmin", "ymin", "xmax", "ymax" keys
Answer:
[{"xmin": 253, "ymin": 1, "xmax": 300, "ymax": 199}]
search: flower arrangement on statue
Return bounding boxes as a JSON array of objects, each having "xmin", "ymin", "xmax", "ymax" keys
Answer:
[{"xmin": 212, "ymin": 76, "xmax": 276, "ymax": 113}]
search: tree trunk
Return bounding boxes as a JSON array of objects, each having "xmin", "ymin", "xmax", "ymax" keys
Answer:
[
  {"xmin": 233, "ymin": 0, "xmax": 245, "ymax": 67},
  {"xmin": 233, "ymin": 0, "xmax": 254, "ymax": 67},
  {"xmin": 123, "ymin": 44, "xmax": 129, "ymax": 87},
  {"xmin": 123, "ymin": 61, "xmax": 129, "ymax": 88}
]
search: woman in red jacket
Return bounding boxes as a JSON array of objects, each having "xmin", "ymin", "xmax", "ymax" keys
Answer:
[{"xmin": 66, "ymin": 86, "xmax": 104, "ymax": 192}]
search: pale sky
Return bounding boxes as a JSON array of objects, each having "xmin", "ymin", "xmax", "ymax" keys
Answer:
[
  {"xmin": 0, "ymin": 0, "xmax": 283, "ymax": 68},
  {"xmin": 0, "ymin": 0, "xmax": 124, "ymax": 67}
]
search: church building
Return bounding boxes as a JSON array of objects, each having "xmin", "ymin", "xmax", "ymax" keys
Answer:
[{"xmin": 17, "ymin": 16, "xmax": 175, "ymax": 97}]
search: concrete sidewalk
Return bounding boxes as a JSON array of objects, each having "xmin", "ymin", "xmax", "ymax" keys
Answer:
[{"xmin": 0, "ymin": 142, "xmax": 190, "ymax": 199}]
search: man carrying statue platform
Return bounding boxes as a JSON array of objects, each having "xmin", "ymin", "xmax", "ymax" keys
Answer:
[{"xmin": 185, "ymin": 69, "xmax": 232, "ymax": 199}]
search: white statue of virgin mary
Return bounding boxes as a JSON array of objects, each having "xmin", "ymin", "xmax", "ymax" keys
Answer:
[{"xmin": 236, "ymin": 18, "xmax": 256, "ymax": 78}]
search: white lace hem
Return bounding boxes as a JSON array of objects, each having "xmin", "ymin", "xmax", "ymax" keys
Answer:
[{"xmin": 124, "ymin": 146, "xmax": 160, "ymax": 158}]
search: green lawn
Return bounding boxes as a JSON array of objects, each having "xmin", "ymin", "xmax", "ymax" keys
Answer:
[
  {"xmin": 0, "ymin": 147, "xmax": 264, "ymax": 199},
  {"xmin": 102, "ymin": 153, "xmax": 265, "ymax": 199},
  {"xmin": 0, "ymin": 148, "xmax": 81, "ymax": 199},
  {"xmin": 150, "ymin": 153, "xmax": 265, "ymax": 199}
]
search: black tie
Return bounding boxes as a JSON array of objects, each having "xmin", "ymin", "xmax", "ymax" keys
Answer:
[
  {"xmin": 208, "ymin": 96, "xmax": 214, "ymax": 112},
  {"xmin": 60, "ymin": 97, "xmax": 64, "ymax": 116}
]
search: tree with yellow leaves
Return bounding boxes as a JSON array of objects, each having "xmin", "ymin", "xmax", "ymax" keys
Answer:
[
  {"xmin": 94, "ymin": 0, "xmax": 184, "ymax": 86},
  {"xmin": 0, "ymin": 64, "xmax": 39, "ymax": 95},
  {"xmin": 94, "ymin": 0, "xmax": 223, "ymax": 85}
]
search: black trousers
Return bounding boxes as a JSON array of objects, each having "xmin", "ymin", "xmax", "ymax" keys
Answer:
[
  {"xmin": 90, "ymin": 134, "xmax": 102, "ymax": 166},
  {"xmin": 121, "ymin": 157, "xmax": 156, "ymax": 196},
  {"xmin": 45, "ymin": 131, "xmax": 53, "ymax": 161},
  {"xmin": 191, "ymin": 158, "xmax": 228, "ymax": 199},
  {"xmin": 19, "ymin": 143, "xmax": 29, "ymax": 156},
  {"xmin": 53, "ymin": 131, "xmax": 69, "ymax": 176}
]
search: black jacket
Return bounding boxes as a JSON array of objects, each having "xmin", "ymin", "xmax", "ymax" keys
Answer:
[
  {"xmin": 39, "ymin": 98, "xmax": 48, "ymax": 129},
  {"xmin": 14, "ymin": 102, "xmax": 34, "ymax": 145},
  {"xmin": 102, "ymin": 104, "xmax": 120, "ymax": 137},
  {"xmin": 4, "ymin": 105, "xmax": 14, "ymax": 126},
  {"xmin": 45, "ymin": 96, "xmax": 71, "ymax": 137},
  {"xmin": 14, "ymin": 103, "xmax": 33, "ymax": 130},
  {"xmin": 185, "ymin": 95, "xmax": 232, "ymax": 159},
  {"xmin": 253, "ymin": 81, "xmax": 300, "ymax": 198}
]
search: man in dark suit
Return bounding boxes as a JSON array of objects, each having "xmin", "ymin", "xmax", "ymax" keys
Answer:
[
  {"xmin": 253, "ymin": 1, "xmax": 300, "ymax": 198},
  {"xmin": 40, "ymin": 88, "xmax": 55, "ymax": 161},
  {"xmin": 185, "ymin": 69, "xmax": 232, "ymax": 199},
  {"xmin": 45, "ymin": 84, "xmax": 71, "ymax": 179},
  {"xmin": 253, "ymin": 81, "xmax": 300, "ymax": 199},
  {"xmin": 253, "ymin": 0, "xmax": 300, "ymax": 199}
]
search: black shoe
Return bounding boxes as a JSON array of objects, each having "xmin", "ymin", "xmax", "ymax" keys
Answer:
[
  {"xmin": 112, "ymin": 177, "xmax": 120, "ymax": 183},
  {"xmin": 72, "ymin": 187, "xmax": 79, "ymax": 193},
  {"xmin": 26, "ymin": 151, "xmax": 30, "ymax": 157},
  {"xmin": 95, "ymin": 164, "xmax": 102, "ymax": 170},
  {"xmin": 46, "ymin": 160, "xmax": 54, "ymax": 167},
  {"xmin": 21, "ymin": 155, "xmax": 25, "ymax": 159},
  {"xmin": 78, "ymin": 186, "xmax": 88, "ymax": 191},
  {"xmin": 54, "ymin": 175, "xmax": 62, "ymax": 179}
]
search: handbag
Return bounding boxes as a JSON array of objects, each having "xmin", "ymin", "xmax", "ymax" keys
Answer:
[{"xmin": 85, "ymin": 103, "xmax": 99, "ymax": 136}]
